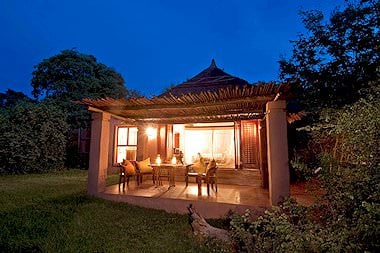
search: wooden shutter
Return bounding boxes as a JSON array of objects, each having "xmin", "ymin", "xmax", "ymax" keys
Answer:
[{"xmin": 240, "ymin": 120, "xmax": 258, "ymax": 169}]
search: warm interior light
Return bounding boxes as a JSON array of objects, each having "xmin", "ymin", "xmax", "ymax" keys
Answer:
[
  {"xmin": 146, "ymin": 127, "xmax": 156, "ymax": 139},
  {"xmin": 184, "ymin": 126, "xmax": 235, "ymax": 167},
  {"xmin": 156, "ymin": 154, "xmax": 161, "ymax": 165},
  {"xmin": 171, "ymin": 156, "xmax": 177, "ymax": 164}
]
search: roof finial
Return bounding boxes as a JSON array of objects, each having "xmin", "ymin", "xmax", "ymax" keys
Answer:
[{"xmin": 210, "ymin": 59, "xmax": 217, "ymax": 68}]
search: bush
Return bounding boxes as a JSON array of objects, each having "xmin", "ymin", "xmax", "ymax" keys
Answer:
[
  {"xmin": 229, "ymin": 84, "xmax": 380, "ymax": 252},
  {"xmin": 0, "ymin": 100, "xmax": 68, "ymax": 173},
  {"xmin": 230, "ymin": 195, "xmax": 379, "ymax": 252}
]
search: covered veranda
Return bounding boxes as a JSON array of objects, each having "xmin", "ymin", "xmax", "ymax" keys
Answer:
[
  {"xmin": 83, "ymin": 83, "xmax": 291, "ymax": 215},
  {"xmin": 82, "ymin": 55, "xmax": 297, "ymax": 218}
]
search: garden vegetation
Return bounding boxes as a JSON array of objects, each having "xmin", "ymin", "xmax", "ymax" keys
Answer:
[{"xmin": 0, "ymin": 0, "xmax": 378, "ymax": 252}]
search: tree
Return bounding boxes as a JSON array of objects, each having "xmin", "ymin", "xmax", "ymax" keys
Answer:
[
  {"xmin": 279, "ymin": 0, "xmax": 379, "ymax": 109},
  {"xmin": 32, "ymin": 49, "xmax": 127, "ymax": 100},
  {"xmin": 0, "ymin": 89, "xmax": 31, "ymax": 108},
  {"xmin": 31, "ymin": 49, "xmax": 130, "ymax": 128},
  {"xmin": 31, "ymin": 49, "xmax": 134, "ymax": 168}
]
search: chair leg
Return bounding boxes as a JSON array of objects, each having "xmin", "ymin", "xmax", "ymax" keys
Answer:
[
  {"xmin": 118, "ymin": 175, "xmax": 122, "ymax": 191},
  {"xmin": 215, "ymin": 180, "xmax": 218, "ymax": 192},
  {"xmin": 126, "ymin": 176, "xmax": 130, "ymax": 186},
  {"xmin": 196, "ymin": 175, "xmax": 202, "ymax": 196},
  {"xmin": 136, "ymin": 174, "xmax": 140, "ymax": 186},
  {"xmin": 207, "ymin": 183, "xmax": 210, "ymax": 196},
  {"xmin": 185, "ymin": 176, "xmax": 188, "ymax": 187}
]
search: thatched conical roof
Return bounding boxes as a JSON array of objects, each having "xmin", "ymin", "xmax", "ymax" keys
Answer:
[{"xmin": 160, "ymin": 59, "xmax": 249, "ymax": 97}]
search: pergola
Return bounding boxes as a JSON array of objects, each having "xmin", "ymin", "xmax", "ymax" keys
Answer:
[
  {"xmin": 83, "ymin": 60, "xmax": 291, "ymax": 206},
  {"xmin": 81, "ymin": 82, "xmax": 290, "ymax": 124}
]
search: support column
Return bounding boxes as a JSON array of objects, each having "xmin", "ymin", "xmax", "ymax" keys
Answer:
[
  {"xmin": 259, "ymin": 119, "xmax": 268, "ymax": 189},
  {"xmin": 88, "ymin": 111, "xmax": 111, "ymax": 196},
  {"xmin": 266, "ymin": 100, "xmax": 289, "ymax": 205}
]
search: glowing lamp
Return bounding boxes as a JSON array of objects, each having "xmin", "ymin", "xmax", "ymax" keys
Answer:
[
  {"xmin": 171, "ymin": 156, "xmax": 177, "ymax": 164},
  {"xmin": 156, "ymin": 154, "xmax": 161, "ymax": 165}
]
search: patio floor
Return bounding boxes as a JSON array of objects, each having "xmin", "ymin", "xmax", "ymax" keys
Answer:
[
  {"xmin": 99, "ymin": 180, "xmax": 319, "ymax": 218},
  {"xmin": 105, "ymin": 181, "xmax": 269, "ymax": 205}
]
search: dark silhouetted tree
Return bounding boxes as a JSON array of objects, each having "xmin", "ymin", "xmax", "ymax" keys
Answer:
[
  {"xmin": 0, "ymin": 89, "xmax": 31, "ymax": 108},
  {"xmin": 31, "ymin": 49, "xmax": 131, "ymax": 128},
  {"xmin": 31, "ymin": 49, "xmax": 136, "ymax": 167},
  {"xmin": 279, "ymin": 0, "xmax": 379, "ymax": 109}
]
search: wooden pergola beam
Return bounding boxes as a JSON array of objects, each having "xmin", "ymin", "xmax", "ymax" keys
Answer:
[
  {"xmin": 104, "ymin": 103, "xmax": 265, "ymax": 121},
  {"xmin": 102, "ymin": 95, "xmax": 274, "ymax": 112},
  {"xmin": 133, "ymin": 112, "xmax": 264, "ymax": 124}
]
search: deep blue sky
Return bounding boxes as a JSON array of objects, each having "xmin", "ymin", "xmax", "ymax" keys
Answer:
[{"xmin": 0, "ymin": 0, "xmax": 344, "ymax": 97}]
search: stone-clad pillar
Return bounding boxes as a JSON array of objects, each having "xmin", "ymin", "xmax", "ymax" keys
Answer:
[
  {"xmin": 88, "ymin": 111, "xmax": 111, "ymax": 196},
  {"xmin": 266, "ymin": 100, "xmax": 289, "ymax": 205}
]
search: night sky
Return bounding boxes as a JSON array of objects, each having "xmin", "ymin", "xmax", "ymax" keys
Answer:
[{"xmin": 0, "ymin": 0, "xmax": 344, "ymax": 97}]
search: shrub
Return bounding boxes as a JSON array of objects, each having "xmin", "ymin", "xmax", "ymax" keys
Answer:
[
  {"xmin": 0, "ymin": 100, "xmax": 68, "ymax": 173},
  {"xmin": 230, "ymin": 195, "xmax": 379, "ymax": 252},
  {"xmin": 230, "ymin": 84, "xmax": 380, "ymax": 252}
]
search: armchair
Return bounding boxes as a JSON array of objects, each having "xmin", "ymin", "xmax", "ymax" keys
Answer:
[
  {"xmin": 119, "ymin": 159, "xmax": 138, "ymax": 191},
  {"xmin": 185, "ymin": 156, "xmax": 206, "ymax": 187},
  {"xmin": 135, "ymin": 158, "xmax": 155, "ymax": 185},
  {"xmin": 186, "ymin": 158, "xmax": 218, "ymax": 196},
  {"xmin": 200, "ymin": 160, "xmax": 218, "ymax": 195}
]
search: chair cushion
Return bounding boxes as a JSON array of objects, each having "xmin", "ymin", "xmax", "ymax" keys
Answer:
[
  {"xmin": 122, "ymin": 160, "xmax": 136, "ymax": 175},
  {"xmin": 137, "ymin": 158, "xmax": 152, "ymax": 173},
  {"xmin": 192, "ymin": 160, "xmax": 206, "ymax": 174}
]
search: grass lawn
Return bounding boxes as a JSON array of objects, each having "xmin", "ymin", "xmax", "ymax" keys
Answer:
[{"xmin": 0, "ymin": 170, "xmax": 217, "ymax": 252}]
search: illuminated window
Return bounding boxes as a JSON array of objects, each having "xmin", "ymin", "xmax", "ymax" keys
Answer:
[
  {"xmin": 183, "ymin": 124, "xmax": 235, "ymax": 168},
  {"xmin": 115, "ymin": 127, "xmax": 138, "ymax": 163}
]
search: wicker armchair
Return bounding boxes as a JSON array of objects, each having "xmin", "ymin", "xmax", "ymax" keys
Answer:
[
  {"xmin": 200, "ymin": 164, "xmax": 218, "ymax": 195},
  {"xmin": 135, "ymin": 158, "xmax": 155, "ymax": 185},
  {"xmin": 119, "ymin": 160, "xmax": 139, "ymax": 191}
]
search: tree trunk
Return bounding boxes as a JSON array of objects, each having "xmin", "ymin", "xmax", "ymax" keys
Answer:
[{"xmin": 187, "ymin": 204, "xmax": 232, "ymax": 246}]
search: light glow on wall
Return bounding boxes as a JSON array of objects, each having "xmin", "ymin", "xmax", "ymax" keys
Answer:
[{"xmin": 145, "ymin": 127, "xmax": 156, "ymax": 139}]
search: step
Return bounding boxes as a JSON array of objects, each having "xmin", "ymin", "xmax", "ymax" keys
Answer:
[
  {"xmin": 174, "ymin": 168, "xmax": 263, "ymax": 187},
  {"xmin": 217, "ymin": 169, "xmax": 263, "ymax": 186}
]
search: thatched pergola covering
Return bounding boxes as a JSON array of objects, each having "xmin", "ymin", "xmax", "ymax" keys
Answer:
[
  {"xmin": 160, "ymin": 59, "xmax": 249, "ymax": 97},
  {"xmin": 81, "ymin": 83, "xmax": 290, "ymax": 124}
]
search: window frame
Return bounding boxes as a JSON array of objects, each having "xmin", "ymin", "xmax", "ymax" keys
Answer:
[{"xmin": 114, "ymin": 126, "xmax": 138, "ymax": 165}]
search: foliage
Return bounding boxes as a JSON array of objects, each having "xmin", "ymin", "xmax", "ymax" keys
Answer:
[
  {"xmin": 0, "ymin": 99, "xmax": 68, "ymax": 173},
  {"xmin": 334, "ymin": 87, "xmax": 379, "ymax": 166},
  {"xmin": 296, "ymin": 77, "xmax": 379, "ymax": 170},
  {"xmin": 230, "ymin": 194, "xmax": 379, "ymax": 252},
  {"xmin": 0, "ymin": 89, "xmax": 32, "ymax": 108},
  {"xmin": 280, "ymin": 0, "xmax": 379, "ymax": 108},
  {"xmin": 0, "ymin": 170, "xmax": 213, "ymax": 252},
  {"xmin": 31, "ymin": 49, "xmax": 129, "ymax": 128},
  {"xmin": 30, "ymin": 49, "xmax": 137, "ymax": 168},
  {"xmin": 229, "ymin": 76, "xmax": 380, "ymax": 252},
  {"xmin": 32, "ymin": 49, "xmax": 127, "ymax": 100},
  {"xmin": 289, "ymin": 153, "xmax": 315, "ymax": 181}
]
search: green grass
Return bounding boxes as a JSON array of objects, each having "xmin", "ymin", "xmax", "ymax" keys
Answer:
[{"xmin": 0, "ymin": 170, "xmax": 214, "ymax": 252}]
